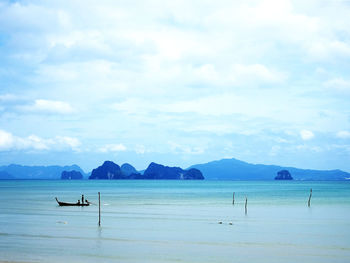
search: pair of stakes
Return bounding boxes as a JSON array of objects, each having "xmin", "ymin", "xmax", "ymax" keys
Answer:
[
  {"xmin": 232, "ymin": 192, "xmax": 248, "ymax": 214},
  {"xmin": 232, "ymin": 188, "xmax": 313, "ymax": 215}
]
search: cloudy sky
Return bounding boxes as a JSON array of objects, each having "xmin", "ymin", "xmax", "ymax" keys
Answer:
[{"xmin": 0, "ymin": 0, "xmax": 350, "ymax": 172}]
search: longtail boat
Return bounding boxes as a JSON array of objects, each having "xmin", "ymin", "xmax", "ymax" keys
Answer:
[{"xmin": 55, "ymin": 197, "xmax": 90, "ymax": 207}]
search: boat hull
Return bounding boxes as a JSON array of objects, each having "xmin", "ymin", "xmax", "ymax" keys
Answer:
[{"xmin": 55, "ymin": 197, "xmax": 90, "ymax": 206}]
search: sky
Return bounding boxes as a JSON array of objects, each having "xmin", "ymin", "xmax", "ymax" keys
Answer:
[{"xmin": 0, "ymin": 0, "xmax": 350, "ymax": 172}]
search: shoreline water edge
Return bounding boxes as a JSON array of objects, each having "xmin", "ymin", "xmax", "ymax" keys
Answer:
[{"xmin": 0, "ymin": 180, "xmax": 349, "ymax": 263}]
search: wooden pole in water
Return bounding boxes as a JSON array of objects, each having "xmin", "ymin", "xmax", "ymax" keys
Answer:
[
  {"xmin": 98, "ymin": 192, "xmax": 101, "ymax": 226},
  {"xmin": 245, "ymin": 197, "xmax": 247, "ymax": 215},
  {"xmin": 308, "ymin": 188, "xmax": 312, "ymax": 207},
  {"xmin": 232, "ymin": 192, "xmax": 235, "ymax": 205}
]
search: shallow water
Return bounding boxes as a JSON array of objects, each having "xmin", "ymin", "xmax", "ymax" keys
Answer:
[{"xmin": 0, "ymin": 180, "xmax": 349, "ymax": 262}]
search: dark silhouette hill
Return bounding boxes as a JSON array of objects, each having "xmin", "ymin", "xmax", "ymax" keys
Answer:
[
  {"xmin": 89, "ymin": 161, "xmax": 203, "ymax": 180},
  {"xmin": 275, "ymin": 170, "xmax": 293, "ymax": 180},
  {"xmin": 121, "ymin": 163, "xmax": 138, "ymax": 176},
  {"xmin": 61, "ymin": 170, "xmax": 83, "ymax": 180},
  {"xmin": 142, "ymin": 162, "xmax": 204, "ymax": 180}
]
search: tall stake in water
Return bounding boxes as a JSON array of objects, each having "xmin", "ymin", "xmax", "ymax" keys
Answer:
[
  {"xmin": 232, "ymin": 192, "xmax": 235, "ymax": 205},
  {"xmin": 308, "ymin": 188, "xmax": 312, "ymax": 207},
  {"xmin": 98, "ymin": 192, "xmax": 101, "ymax": 226},
  {"xmin": 245, "ymin": 197, "xmax": 247, "ymax": 215}
]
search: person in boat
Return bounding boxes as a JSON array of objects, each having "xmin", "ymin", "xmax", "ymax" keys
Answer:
[
  {"xmin": 85, "ymin": 199, "xmax": 89, "ymax": 204},
  {"xmin": 82, "ymin": 195, "xmax": 84, "ymax": 204},
  {"xmin": 77, "ymin": 200, "xmax": 80, "ymax": 204}
]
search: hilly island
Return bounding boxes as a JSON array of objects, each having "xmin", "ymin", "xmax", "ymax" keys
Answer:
[{"xmin": 0, "ymin": 158, "xmax": 349, "ymax": 181}]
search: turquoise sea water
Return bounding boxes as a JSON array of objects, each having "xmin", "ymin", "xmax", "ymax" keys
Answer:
[{"xmin": 0, "ymin": 180, "xmax": 349, "ymax": 263}]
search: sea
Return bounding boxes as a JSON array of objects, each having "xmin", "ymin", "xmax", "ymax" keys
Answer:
[{"xmin": 0, "ymin": 180, "xmax": 349, "ymax": 263}]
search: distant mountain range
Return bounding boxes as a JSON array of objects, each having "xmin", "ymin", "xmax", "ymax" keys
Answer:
[
  {"xmin": 0, "ymin": 164, "xmax": 85, "ymax": 180},
  {"xmin": 0, "ymin": 158, "xmax": 349, "ymax": 180},
  {"xmin": 190, "ymin": 158, "xmax": 350, "ymax": 180}
]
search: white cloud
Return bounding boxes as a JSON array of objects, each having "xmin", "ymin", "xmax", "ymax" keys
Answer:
[
  {"xmin": 56, "ymin": 136, "xmax": 81, "ymax": 150},
  {"xmin": 135, "ymin": 144, "xmax": 146, "ymax": 154},
  {"xmin": 111, "ymin": 98, "xmax": 156, "ymax": 115},
  {"xmin": 17, "ymin": 99, "xmax": 75, "ymax": 114},
  {"xmin": 0, "ymin": 129, "xmax": 14, "ymax": 150},
  {"xmin": 111, "ymin": 95, "xmax": 244, "ymax": 117},
  {"xmin": 296, "ymin": 144, "xmax": 322, "ymax": 152},
  {"xmin": 275, "ymin": 137, "xmax": 289, "ymax": 143},
  {"xmin": 0, "ymin": 96, "xmax": 77, "ymax": 116},
  {"xmin": 189, "ymin": 63, "xmax": 287, "ymax": 86},
  {"xmin": 307, "ymin": 40, "xmax": 350, "ymax": 60},
  {"xmin": 0, "ymin": 129, "xmax": 80, "ymax": 152},
  {"xmin": 163, "ymin": 93, "xmax": 291, "ymax": 119},
  {"xmin": 98, "ymin": 143, "xmax": 127, "ymax": 153},
  {"xmin": 336, "ymin": 131, "xmax": 350, "ymax": 139},
  {"xmin": 30, "ymin": 99, "xmax": 75, "ymax": 114},
  {"xmin": 300, "ymin": 130, "xmax": 314, "ymax": 140},
  {"xmin": 168, "ymin": 141, "xmax": 206, "ymax": 155},
  {"xmin": 324, "ymin": 78, "xmax": 350, "ymax": 92},
  {"xmin": 181, "ymin": 123, "xmax": 238, "ymax": 135},
  {"xmin": 230, "ymin": 64, "xmax": 287, "ymax": 84},
  {"xmin": 22, "ymin": 135, "xmax": 51, "ymax": 150}
]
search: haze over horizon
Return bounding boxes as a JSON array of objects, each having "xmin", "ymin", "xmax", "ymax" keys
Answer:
[{"xmin": 1, "ymin": 0, "xmax": 350, "ymax": 172}]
